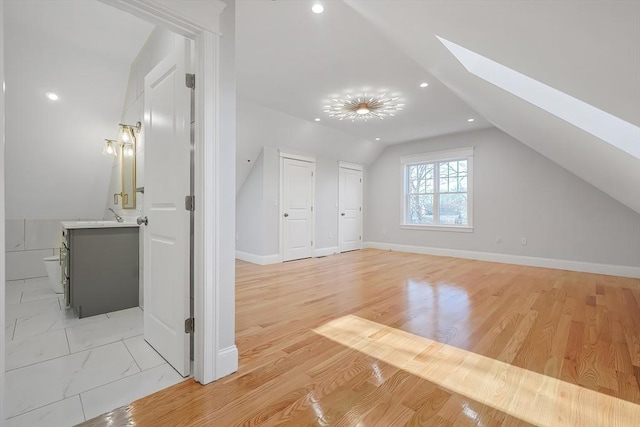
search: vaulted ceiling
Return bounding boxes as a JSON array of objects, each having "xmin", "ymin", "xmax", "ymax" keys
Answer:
[
  {"xmin": 237, "ymin": 0, "xmax": 640, "ymax": 213},
  {"xmin": 5, "ymin": 1, "xmax": 638, "ymax": 215},
  {"xmin": 345, "ymin": 0, "xmax": 640, "ymax": 213}
]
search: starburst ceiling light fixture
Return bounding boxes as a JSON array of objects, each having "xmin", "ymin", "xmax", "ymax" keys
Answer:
[{"xmin": 324, "ymin": 93, "xmax": 404, "ymax": 122}]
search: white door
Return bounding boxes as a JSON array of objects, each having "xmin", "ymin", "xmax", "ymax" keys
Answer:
[
  {"xmin": 282, "ymin": 158, "xmax": 315, "ymax": 262},
  {"xmin": 339, "ymin": 166, "xmax": 363, "ymax": 252},
  {"xmin": 142, "ymin": 39, "xmax": 191, "ymax": 377}
]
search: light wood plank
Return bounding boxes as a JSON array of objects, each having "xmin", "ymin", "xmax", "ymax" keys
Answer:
[{"xmin": 80, "ymin": 249, "xmax": 640, "ymax": 427}]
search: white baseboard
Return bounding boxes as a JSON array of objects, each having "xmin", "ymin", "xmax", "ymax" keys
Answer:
[
  {"xmin": 363, "ymin": 241, "xmax": 640, "ymax": 278},
  {"xmin": 237, "ymin": 248, "xmax": 341, "ymax": 264},
  {"xmin": 235, "ymin": 251, "xmax": 280, "ymax": 265},
  {"xmin": 314, "ymin": 246, "xmax": 339, "ymax": 257},
  {"xmin": 216, "ymin": 345, "xmax": 238, "ymax": 380}
]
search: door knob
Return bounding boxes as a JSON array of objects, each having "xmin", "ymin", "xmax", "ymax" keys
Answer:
[
  {"xmin": 137, "ymin": 216, "xmax": 148, "ymax": 226},
  {"xmin": 341, "ymin": 213, "xmax": 346, "ymax": 216},
  {"xmin": 283, "ymin": 213, "xmax": 289, "ymax": 217}
]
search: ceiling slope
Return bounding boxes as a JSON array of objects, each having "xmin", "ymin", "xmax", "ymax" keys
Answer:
[
  {"xmin": 345, "ymin": 0, "xmax": 640, "ymax": 213},
  {"xmin": 4, "ymin": 1, "xmax": 153, "ymax": 218}
]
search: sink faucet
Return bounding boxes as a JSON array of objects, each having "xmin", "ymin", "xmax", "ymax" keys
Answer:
[{"xmin": 108, "ymin": 208, "xmax": 124, "ymax": 223}]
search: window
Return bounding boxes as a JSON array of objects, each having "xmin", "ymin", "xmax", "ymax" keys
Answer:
[{"xmin": 401, "ymin": 148, "xmax": 473, "ymax": 231}]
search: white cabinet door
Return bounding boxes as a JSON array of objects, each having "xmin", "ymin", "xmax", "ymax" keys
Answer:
[
  {"xmin": 143, "ymin": 38, "xmax": 191, "ymax": 377},
  {"xmin": 282, "ymin": 158, "xmax": 315, "ymax": 262},
  {"xmin": 339, "ymin": 167, "xmax": 363, "ymax": 253}
]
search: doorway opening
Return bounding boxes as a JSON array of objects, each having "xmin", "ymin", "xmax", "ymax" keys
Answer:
[{"xmin": 3, "ymin": 1, "xmax": 193, "ymax": 423}]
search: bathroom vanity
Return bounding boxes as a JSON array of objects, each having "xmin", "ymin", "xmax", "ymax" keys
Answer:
[{"xmin": 61, "ymin": 221, "xmax": 139, "ymax": 318}]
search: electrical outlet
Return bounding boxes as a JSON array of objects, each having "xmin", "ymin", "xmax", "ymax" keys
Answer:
[
  {"xmin": 495, "ymin": 236, "xmax": 501, "ymax": 244},
  {"xmin": 521, "ymin": 237, "xmax": 527, "ymax": 245}
]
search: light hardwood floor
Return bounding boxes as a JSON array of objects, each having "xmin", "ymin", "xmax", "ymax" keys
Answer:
[{"xmin": 81, "ymin": 249, "xmax": 640, "ymax": 426}]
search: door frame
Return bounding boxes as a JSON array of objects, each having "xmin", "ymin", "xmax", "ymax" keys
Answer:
[
  {"xmin": 338, "ymin": 161, "xmax": 364, "ymax": 253},
  {"xmin": 279, "ymin": 151, "xmax": 316, "ymax": 263},
  {"xmin": 0, "ymin": 2, "xmax": 236, "ymax": 418},
  {"xmin": 101, "ymin": 0, "xmax": 237, "ymax": 387}
]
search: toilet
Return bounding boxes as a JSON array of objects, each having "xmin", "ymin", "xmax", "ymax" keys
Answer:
[{"xmin": 43, "ymin": 256, "xmax": 64, "ymax": 294}]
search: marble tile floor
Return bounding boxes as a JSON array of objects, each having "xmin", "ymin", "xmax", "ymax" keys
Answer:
[{"xmin": 5, "ymin": 277, "xmax": 185, "ymax": 426}]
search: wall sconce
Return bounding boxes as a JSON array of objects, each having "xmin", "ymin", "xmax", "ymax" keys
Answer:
[
  {"xmin": 118, "ymin": 121, "xmax": 141, "ymax": 145},
  {"xmin": 102, "ymin": 139, "xmax": 118, "ymax": 157}
]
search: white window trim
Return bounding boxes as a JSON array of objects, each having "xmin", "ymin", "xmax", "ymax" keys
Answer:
[
  {"xmin": 400, "ymin": 147, "xmax": 474, "ymax": 231},
  {"xmin": 400, "ymin": 224, "xmax": 473, "ymax": 233}
]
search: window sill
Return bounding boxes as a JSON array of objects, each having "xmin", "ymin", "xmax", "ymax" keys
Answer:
[{"xmin": 400, "ymin": 224, "xmax": 474, "ymax": 233}]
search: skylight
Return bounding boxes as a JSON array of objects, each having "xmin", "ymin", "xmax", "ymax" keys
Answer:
[{"xmin": 437, "ymin": 36, "xmax": 640, "ymax": 159}]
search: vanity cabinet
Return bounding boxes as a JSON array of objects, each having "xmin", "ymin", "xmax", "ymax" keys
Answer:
[{"xmin": 62, "ymin": 226, "xmax": 139, "ymax": 318}]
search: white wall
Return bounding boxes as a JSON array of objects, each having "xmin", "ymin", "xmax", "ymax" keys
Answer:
[
  {"xmin": 236, "ymin": 150, "xmax": 265, "ymax": 255},
  {"xmin": 365, "ymin": 128, "xmax": 640, "ymax": 269},
  {"xmin": 315, "ymin": 157, "xmax": 339, "ymax": 251},
  {"xmin": 235, "ymin": 146, "xmax": 282, "ymax": 258},
  {"xmin": 218, "ymin": 0, "xmax": 237, "ymax": 360},
  {"xmin": 262, "ymin": 147, "xmax": 280, "ymax": 256}
]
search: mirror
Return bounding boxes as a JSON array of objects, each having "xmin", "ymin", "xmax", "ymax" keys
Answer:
[{"xmin": 121, "ymin": 142, "xmax": 136, "ymax": 209}]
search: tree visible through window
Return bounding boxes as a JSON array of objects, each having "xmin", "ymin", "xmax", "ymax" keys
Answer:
[{"xmin": 403, "ymin": 149, "xmax": 472, "ymax": 228}]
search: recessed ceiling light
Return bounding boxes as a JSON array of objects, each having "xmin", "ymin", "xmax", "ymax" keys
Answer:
[
  {"xmin": 312, "ymin": 4, "xmax": 324, "ymax": 14},
  {"xmin": 314, "ymin": 118, "xmax": 321, "ymax": 122},
  {"xmin": 45, "ymin": 92, "xmax": 59, "ymax": 101},
  {"xmin": 375, "ymin": 137, "xmax": 381, "ymax": 141},
  {"xmin": 419, "ymin": 82, "xmax": 429, "ymax": 88},
  {"xmin": 467, "ymin": 118, "xmax": 475, "ymax": 122}
]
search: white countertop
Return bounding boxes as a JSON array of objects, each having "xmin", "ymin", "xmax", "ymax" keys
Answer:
[{"xmin": 61, "ymin": 220, "xmax": 140, "ymax": 229}]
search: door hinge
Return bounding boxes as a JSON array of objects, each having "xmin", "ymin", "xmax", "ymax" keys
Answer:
[
  {"xmin": 311, "ymin": 171, "xmax": 314, "ymax": 177},
  {"xmin": 185, "ymin": 317, "xmax": 195, "ymax": 333},
  {"xmin": 311, "ymin": 240, "xmax": 313, "ymax": 246},
  {"xmin": 359, "ymin": 236, "xmax": 362, "ymax": 240},
  {"xmin": 186, "ymin": 73, "xmax": 196, "ymax": 89},
  {"xmin": 359, "ymin": 207, "xmax": 362, "ymax": 212},
  {"xmin": 360, "ymin": 178, "xmax": 362, "ymax": 183},
  {"xmin": 185, "ymin": 195, "xmax": 195, "ymax": 211},
  {"xmin": 311, "ymin": 206, "xmax": 313, "ymax": 212}
]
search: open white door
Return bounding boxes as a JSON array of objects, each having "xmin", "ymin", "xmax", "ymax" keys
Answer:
[
  {"xmin": 339, "ymin": 164, "xmax": 363, "ymax": 253},
  {"xmin": 142, "ymin": 38, "xmax": 191, "ymax": 377},
  {"xmin": 281, "ymin": 157, "xmax": 315, "ymax": 262}
]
